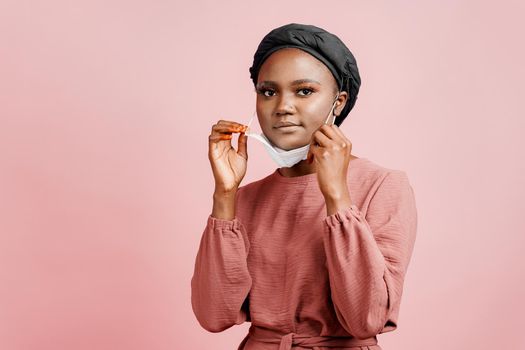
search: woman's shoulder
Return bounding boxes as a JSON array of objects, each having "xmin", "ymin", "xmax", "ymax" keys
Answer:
[
  {"xmin": 349, "ymin": 157, "xmax": 412, "ymax": 193},
  {"xmin": 356, "ymin": 159, "xmax": 413, "ymax": 198},
  {"xmin": 351, "ymin": 157, "xmax": 408, "ymax": 176}
]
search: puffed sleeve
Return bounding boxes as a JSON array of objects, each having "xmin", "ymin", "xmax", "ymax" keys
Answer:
[
  {"xmin": 322, "ymin": 170, "xmax": 417, "ymax": 339},
  {"xmin": 190, "ymin": 191, "xmax": 252, "ymax": 333}
]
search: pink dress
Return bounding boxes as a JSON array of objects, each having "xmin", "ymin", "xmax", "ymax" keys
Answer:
[{"xmin": 191, "ymin": 158, "xmax": 418, "ymax": 350}]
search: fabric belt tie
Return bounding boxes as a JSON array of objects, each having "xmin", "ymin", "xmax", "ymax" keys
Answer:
[{"xmin": 238, "ymin": 325, "xmax": 378, "ymax": 350}]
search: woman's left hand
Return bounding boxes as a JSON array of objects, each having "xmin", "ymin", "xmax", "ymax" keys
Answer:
[{"xmin": 307, "ymin": 124, "xmax": 353, "ymax": 204}]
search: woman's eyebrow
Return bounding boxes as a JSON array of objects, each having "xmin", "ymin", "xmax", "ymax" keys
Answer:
[{"xmin": 256, "ymin": 79, "xmax": 322, "ymax": 89}]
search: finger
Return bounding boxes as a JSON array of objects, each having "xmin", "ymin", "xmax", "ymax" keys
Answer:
[
  {"xmin": 331, "ymin": 125, "xmax": 352, "ymax": 152},
  {"xmin": 312, "ymin": 129, "xmax": 332, "ymax": 148},
  {"xmin": 237, "ymin": 132, "xmax": 248, "ymax": 160},
  {"xmin": 209, "ymin": 134, "xmax": 233, "ymax": 143},
  {"xmin": 208, "ymin": 133, "xmax": 232, "ymax": 154},
  {"xmin": 307, "ymin": 132, "xmax": 321, "ymax": 164},
  {"xmin": 318, "ymin": 124, "xmax": 340, "ymax": 142},
  {"xmin": 217, "ymin": 119, "xmax": 246, "ymax": 125},
  {"xmin": 307, "ymin": 145, "xmax": 315, "ymax": 164},
  {"xmin": 213, "ymin": 123, "xmax": 247, "ymax": 132},
  {"xmin": 307, "ymin": 144, "xmax": 322, "ymax": 164},
  {"xmin": 216, "ymin": 120, "xmax": 248, "ymax": 129},
  {"xmin": 212, "ymin": 124, "xmax": 248, "ymax": 136},
  {"xmin": 332, "ymin": 124, "xmax": 351, "ymax": 143}
]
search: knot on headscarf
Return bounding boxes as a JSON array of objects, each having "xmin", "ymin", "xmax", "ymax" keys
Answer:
[{"xmin": 249, "ymin": 23, "xmax": 362, "ymax": 125}]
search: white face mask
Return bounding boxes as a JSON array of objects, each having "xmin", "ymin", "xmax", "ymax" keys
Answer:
[{"xmin": 245, "ymin": 91, "xmax": 341, "ymax": 168}]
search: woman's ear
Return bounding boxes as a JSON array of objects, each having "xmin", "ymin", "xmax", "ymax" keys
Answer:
[{"xmin": 335, "ymin": 91, "xmax": 348, "ymax": 116}]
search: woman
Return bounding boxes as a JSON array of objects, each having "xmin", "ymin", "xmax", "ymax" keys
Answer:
[{"xmin": 191, "ymin": 23, "xmax": 418, "ymax": 350}]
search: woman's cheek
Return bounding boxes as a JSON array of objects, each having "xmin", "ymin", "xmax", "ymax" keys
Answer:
[{"xmin": 302, "ymin": 113, "xmax": 325, "ymax": 133}]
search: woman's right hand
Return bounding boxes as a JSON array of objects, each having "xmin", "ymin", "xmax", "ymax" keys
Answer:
[{"xmin": 208, "ymin": 120, "xmax": 248, "ymax": 194}]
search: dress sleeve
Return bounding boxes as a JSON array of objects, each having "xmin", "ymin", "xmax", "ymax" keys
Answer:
[
  {"xmin": 190, "ymin": 209, "xmax": 252, "ymax": 332},
  {"xmin": 322, "ymin": 170, "xmax": 418, "ymax": 339}
]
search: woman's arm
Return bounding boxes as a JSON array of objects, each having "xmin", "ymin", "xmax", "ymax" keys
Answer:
[
  {"xmin": 322, "ymin": 170, "xmax": 418, "ymax": 339},
  {"xmin": 211, "ymin": 190, "xmax": 237, "ymax": 220},
  {"xmin": 190, "ymin": 189, "xmax": 252, "ymax": 332}
]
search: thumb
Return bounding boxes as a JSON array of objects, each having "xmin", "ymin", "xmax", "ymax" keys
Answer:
[
  {"xmin": 307, "ymin": 148, "xmax": 314, "ymax": 164},
  {"xmin": 237, "ymin": 132, "xmax": 248, "ymax": 160},
  {"xmin": 307, "ymin": 138, "xmax": 316, "ymax": 164}
]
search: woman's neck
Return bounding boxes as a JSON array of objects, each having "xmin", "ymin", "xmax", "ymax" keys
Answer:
[{"xmin": 277, "ymin": 159, "xmax": 316, "ymax": 178}]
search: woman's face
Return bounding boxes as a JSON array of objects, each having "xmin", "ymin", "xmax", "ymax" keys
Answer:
[{"xmin": 255, "ymin": 48, "xmax": 348, "ymax": 150}]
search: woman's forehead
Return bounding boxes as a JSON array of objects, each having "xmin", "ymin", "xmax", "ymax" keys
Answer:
[{"xmin": 258, "ymin": 48, "xmax": 334, "ymax": 86}]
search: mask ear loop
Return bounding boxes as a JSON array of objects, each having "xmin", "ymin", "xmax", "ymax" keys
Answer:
[
  {"xmin": 325, "ymin": 75, "xmax": 349, "ymax": 126},
  {"xmin": 324, "ymin": 88, "xmax": 343, "ymax": 126},
  {"xmin": 244, "ymin": 110, "xmax": 257, "ymax": 136}
]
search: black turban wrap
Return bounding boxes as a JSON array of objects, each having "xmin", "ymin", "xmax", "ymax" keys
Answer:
[{"xmin": 249, "ymin": 23, "xmax": 361, "ymax": 126}]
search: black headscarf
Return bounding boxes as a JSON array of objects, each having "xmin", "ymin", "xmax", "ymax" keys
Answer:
[{"xmin": 249, "ymin": 23, "xmax": 361, "ymax": 126}]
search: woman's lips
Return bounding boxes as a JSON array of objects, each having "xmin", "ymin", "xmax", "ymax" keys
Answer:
[
  {"xmin": 274, "ymin": 121, "xmax": 299, "ymax": 128},
  {"xmin": 274, "ymin": 125, "xmax": 300, "ymax": 132}
]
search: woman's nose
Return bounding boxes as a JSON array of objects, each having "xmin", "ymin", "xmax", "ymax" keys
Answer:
[{"xmin": 274, "ymin": 94, "xmax": 295, "ymax": 116}]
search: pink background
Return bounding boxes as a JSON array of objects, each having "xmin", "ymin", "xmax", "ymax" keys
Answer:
[{"xmin": 1, "ymin": 1, "xmax": 524, "ymax": 349}]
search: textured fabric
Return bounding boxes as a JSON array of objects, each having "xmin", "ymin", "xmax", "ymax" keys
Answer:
[
  {"xmin": 191, "ymin": 157, "xmax": 418, "ymax": 350},
  {"xmin": 248, "ymin": 23, "xmax": 361, "ymax": 126}
]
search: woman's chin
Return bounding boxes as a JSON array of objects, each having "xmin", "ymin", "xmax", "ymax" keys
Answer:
[{"xmin": 270, "ymin": 129, "xmax": 308, "ymax": 144}]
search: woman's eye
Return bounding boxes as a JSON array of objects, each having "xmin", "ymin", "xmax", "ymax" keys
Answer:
[
  {"xmin": 257, "ymin": 88, "xmax": 275, "ymax": 97},
  {"xmin": 297, "ymin": 88, "xmax": 313, "ymax": 96},
  {"xmin": 257, "ymin": 88, "xmax": 314, "ymax": 97}
]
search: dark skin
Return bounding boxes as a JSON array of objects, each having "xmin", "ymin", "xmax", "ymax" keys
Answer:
[{"xmin": 209, "ymin": 48, "xmax": 359, "ymax": 219}]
